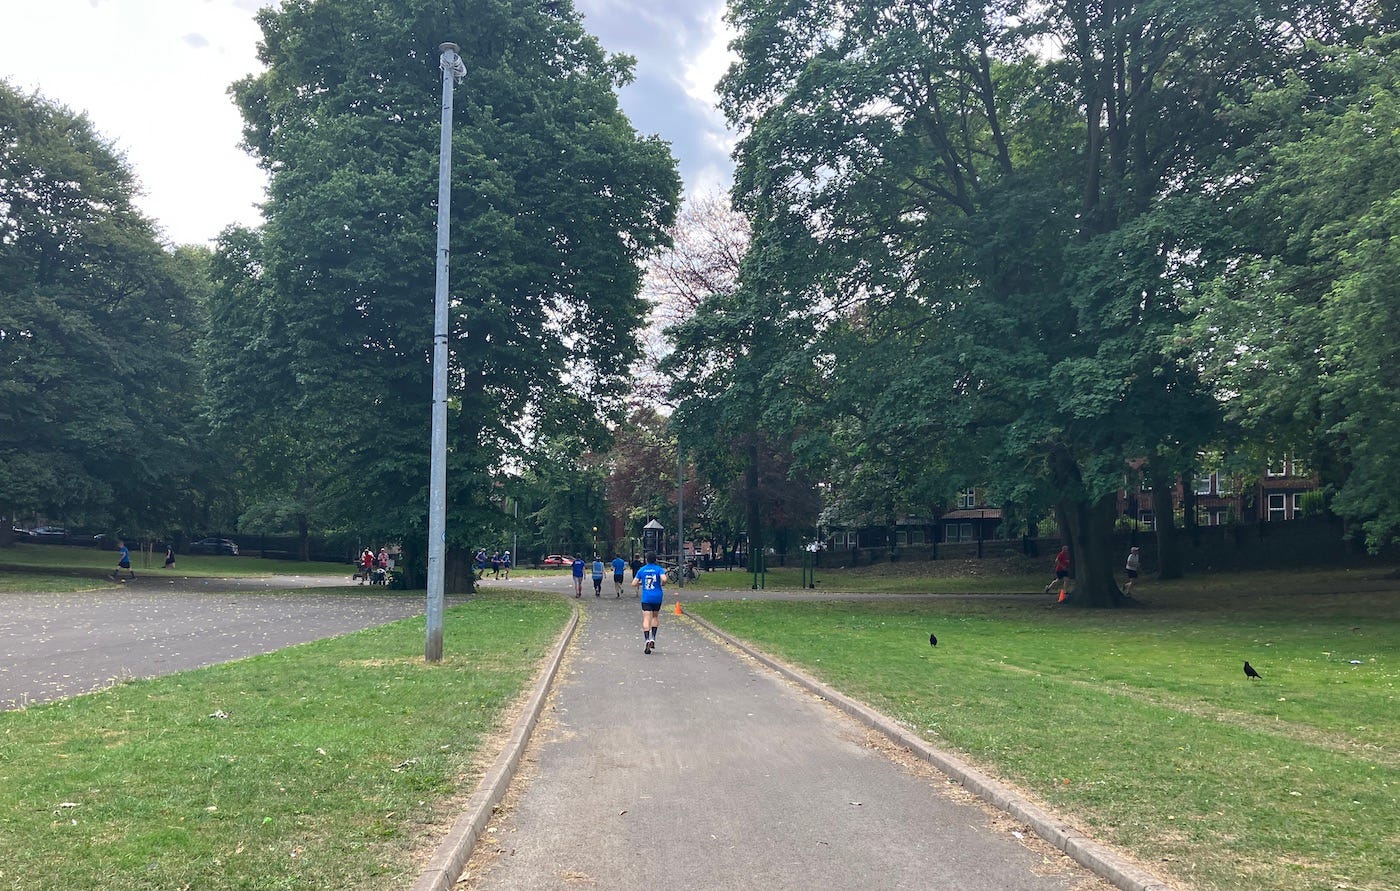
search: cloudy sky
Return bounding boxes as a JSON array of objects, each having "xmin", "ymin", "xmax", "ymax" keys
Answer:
[{"xmin": 0, "ymin": 0, "xmax": 736, "ymax": 246}]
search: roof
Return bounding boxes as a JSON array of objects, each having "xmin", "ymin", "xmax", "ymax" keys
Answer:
[{"xmin": 941, "ymin": 509, "xmax": 1003, "ymax": 520}]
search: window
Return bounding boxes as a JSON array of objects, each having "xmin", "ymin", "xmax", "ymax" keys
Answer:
[
  {"xmin": 945, "ymin": 523, "xmax": 974, "ymax": 543},
  {"xmin": 1292, "ymin": 493, "xmax": 1304, "ymax": 517},
  {"xmin": 1138, "ymin": 510, "xmax": 1155, "ymax": 531},
  {"xmin": 1267, "ymin": 458, "xmax": 1287, "ymax": 478},
  {"xmin": 1217, "ymin": 474, "xmax": 1234, "ymax": 496},
  {"xmin": 1268, "ymin": 493, "xmax": 1287, "ymax": 522},
  {"xmin": 958, "ymin": 488, "xmax": 976, "ymax": 509},
  {"xmin": 1194, "ymin": 476, "xmax": 1212, "ymax": 496}
]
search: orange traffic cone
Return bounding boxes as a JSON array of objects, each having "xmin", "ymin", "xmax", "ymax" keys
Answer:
[{"xmin": 674, "ymin": 600, "xmax": 683, "ymax": 616}]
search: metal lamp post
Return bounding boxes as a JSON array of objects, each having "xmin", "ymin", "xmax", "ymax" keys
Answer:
[{"xmin": 426, "ymin": 41, "xmax": 466, "ymax": 663}]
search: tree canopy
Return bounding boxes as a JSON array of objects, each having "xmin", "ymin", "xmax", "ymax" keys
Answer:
[
  {"xmin": 0, "ymin": 81, "xmax": 210, "ymax": 540},
  {"xmin": 208, "ymin": 0, "xmax": 679, "ymax": 583}
]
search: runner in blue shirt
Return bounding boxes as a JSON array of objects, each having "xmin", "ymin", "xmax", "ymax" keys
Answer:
[
  {"xmin": 631, "ymin": 551, "xmax": 668, "ymax": 654},
  {"xmin": 112, "ymin": 540, "xmax": 135, "ymax": 582},
  {"xmin": 611, "ymin": 555, "xmax": 627, "ymax": 597},
  {"xmin": 570, "ymin": 556, "xmax": 585, "ymax": 598},
  {"xmin": 591, "ymin": 558, "xmax": 605, "ymax": 597}
]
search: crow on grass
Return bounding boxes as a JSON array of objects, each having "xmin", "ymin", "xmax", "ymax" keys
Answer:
[
  {"xmin": 1243, "ymin": 661, "xmax": 1261, "ymax": 680},
  {"xmin": 929, "ymin": 633, "xmax": 937, "ymax": 646}
]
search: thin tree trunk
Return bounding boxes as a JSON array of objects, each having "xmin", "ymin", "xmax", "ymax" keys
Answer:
[{"xmin": 1150, "ymin": 463, "xmax": 1183, "ymax": 580}]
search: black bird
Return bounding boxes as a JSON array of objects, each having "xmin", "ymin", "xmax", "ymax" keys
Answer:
[
  {"xmin": 929, "ymin": 633, "xmax": 938, "ymax": 647},
  {"xmin": 1243, "ymin": 661, "xmax": 1261, "ymax": 680}
]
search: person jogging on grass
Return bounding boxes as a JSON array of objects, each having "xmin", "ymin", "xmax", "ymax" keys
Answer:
[
  {"xmin": 1045, "ymin": 545, "xmax": 1071, "ymax": 602},
  {"xmin": 611, "ymin": 554, "xmax": 627, "ymax": 597},
  {"xmin": 632, "ymin": 551, "xmax": 667, "ymax": 654}
]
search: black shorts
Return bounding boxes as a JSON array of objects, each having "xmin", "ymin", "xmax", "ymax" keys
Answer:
[
  {"xmin": 641, "ymin": 601, "xmax": 662, "ymax": 613},
  {"xmin": 119, "ymin": 560, "xmax": 131, "ymax": 569},
  {"xmin": 613, "ymin": 573, "xmax": 624, "ymax": 584},
  {"xmin": 1126, "ymin": 569, "xmax": 1138, "ymax": 579},
  {"xmin": 1056, "ymin": 570, "xmax": 1068, "ymax": 579}
]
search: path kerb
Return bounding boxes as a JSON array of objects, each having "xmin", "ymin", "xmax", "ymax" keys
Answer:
[
  {"xmin": 411, "ymin": 605, "xmax": 579, "ymax": 891},
  {"xmin": 685, "ymin": 612, "xmax": 1177, "ymax": 891}
]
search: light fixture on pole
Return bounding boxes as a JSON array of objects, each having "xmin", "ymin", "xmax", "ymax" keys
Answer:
[{"xmin": 426, "ymin": 41, "xmax": 466, "ymax": 664}]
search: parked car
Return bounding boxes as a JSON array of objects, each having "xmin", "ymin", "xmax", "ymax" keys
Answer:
[
  {"xmin": 11, "ymin": 526, "xmax": 33, "ymax": 538},
  {"xmin": 28, "ymin": 526, "xmax": 67, "ymax": 540},
  {"xmin": 188, "ymin": 537, "xmax": 240, "ymax": 556},
  {"xmin": 541, "ymin": 554, "xmax": 573, "ymax": 567}
]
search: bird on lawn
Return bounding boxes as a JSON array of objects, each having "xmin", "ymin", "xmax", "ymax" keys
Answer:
[
  {"xmin": 1243, "ymin": 661, "xmax": 1261, "ymax": 680},
  {"xmin": 929, "ymin": 633, "xmax": 938, "ymax": 647}
]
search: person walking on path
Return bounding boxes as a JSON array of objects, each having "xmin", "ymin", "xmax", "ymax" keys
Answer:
[
  {"xmin": 112, "ymin": 541, "xmax": 135, "ymax": 582},
  {"xmin": 571, "ymin": 556, "xmax": 586, "ymax": 597},
  {"xmin": 163, "ymin": 544, "xmax": 175, "ymax": 570},
  {"xmin": 1045, "ymin": 545, "xmax": 1071, "ymax": 602},
  {"xmin": 591, "ymin": 557, "xmax": 605, "ymax": 597},
  {"xmin": 631, "ymin": 551, "xmax": 667, "ymax": 654},
  {"xmin": 611, "ymin": 555, "xmax": 627, "ymax": 597},
  {"xmin": 1124, "ymin": 546, "xmax": 1141, "ymax": 595}
]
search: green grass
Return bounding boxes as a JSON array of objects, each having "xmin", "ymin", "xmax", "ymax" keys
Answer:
[
  {"xmin": 0, "ymin": 592, "xmax": 571, "ymax": 890},
  {"xmin": 688, "ymin": 576, "xmax": 1399, "ymax": 891}
]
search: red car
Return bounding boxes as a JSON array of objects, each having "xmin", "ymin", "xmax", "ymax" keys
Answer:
[{"xmin": 541, "ymin": 554, "xmax": 573, "ymax": 567}]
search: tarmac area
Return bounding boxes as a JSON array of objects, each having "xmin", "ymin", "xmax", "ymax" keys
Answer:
[{"xmin": 0, "ymin": 574, "xmax": 450, "ymax": 710}]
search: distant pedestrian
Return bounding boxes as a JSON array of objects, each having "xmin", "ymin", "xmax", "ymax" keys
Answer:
[
  {"xmin": 112, "ymin": 540, "xmax": 135, "ymax": 582},
  {"xmin": 491, "ymin": 550, "xmax": 503, "ymax": 579},
  {"xmin": 163, "ymin": 545, "xmax": 175, "ymax": 569},
  {"xmin": 591, "ymin": 557, "xmax": 605, "ymax": 597},
  {"xmin": 611, "ymin": 555, "xmax": 626, "ymax": 597},
  {"xmin": 571, "ymin": 556, "xmax": 585, "ymax": 597},
  {"xmin": 501, "ymin": 550, "xmax": 512, "ymax": 579},
  {"xmin": 632, "ymin": 551, "xmax": 668, "ymax": 654},
  {"xmin": 359, "ymin": 548, "xmax": 374, "ymax": 584},
  {"xmin": 1124, "ymin": 547, "xmax": 1141, "ymax": 595},
  {"xmin": 1045, "ymin": 545, "xmax": 1071, "ymax": 602},
  {"xmin": 377, "ymin": 547, "xmax": 389, "ymax": 570}
]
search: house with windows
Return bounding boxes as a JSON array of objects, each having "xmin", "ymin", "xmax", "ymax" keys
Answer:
[{"xmin": 1117, "ymin": 457, "xmax": 1318, "ymax": 530}]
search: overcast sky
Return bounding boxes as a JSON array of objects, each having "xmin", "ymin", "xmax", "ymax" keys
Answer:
[{"xmin": 0, "ymin": 0, "xmax": 736, "ymax": 246}]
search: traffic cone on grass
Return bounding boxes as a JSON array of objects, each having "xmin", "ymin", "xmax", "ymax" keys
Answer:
[{"xmin": 674, "ymin": 600, "xmax": 683, "ymax": 616}]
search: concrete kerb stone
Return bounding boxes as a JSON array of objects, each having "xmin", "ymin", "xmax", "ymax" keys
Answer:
[
  {"xmin": 684, "ymin": 612, "xmax": 1177, "ymax": 891},
  {"xmin": 411, "ymin": 605, "xmax": 580, "ymax": 891}
]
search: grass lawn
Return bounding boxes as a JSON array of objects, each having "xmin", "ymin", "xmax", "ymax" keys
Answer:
[
  {"xmin": 0, "ymin": 592, "xmax": 571, "ymax": 890},
  {"xmin": 688, "ymin": 568, "xmax": 1399, "ymax": 891}
]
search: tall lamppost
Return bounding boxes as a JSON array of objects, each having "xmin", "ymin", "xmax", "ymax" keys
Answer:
[
  {"xmin": 426, "ymin": 41, "xmax": 466, "ymax": 663},
  {"xmin": 592, "ymin": 526, "xmax": 598, "ymax": 560}
]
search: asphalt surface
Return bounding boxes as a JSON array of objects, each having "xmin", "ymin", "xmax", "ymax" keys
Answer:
[
  {"xmin": 458, "ymin": 578, "xmax": 1110, "ymax": 891},
  {"xmin": 0, "ymin": 574, "xmax": 447, "ymax": 710}
]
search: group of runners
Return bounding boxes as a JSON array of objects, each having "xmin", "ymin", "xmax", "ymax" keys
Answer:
[
  {"xmin": 474, "ymin": 548, "xmax": 513, "ymax": 579},
  {"xmin": 568, "ymin": 553, "xmax": 669, "ymax": 654}
]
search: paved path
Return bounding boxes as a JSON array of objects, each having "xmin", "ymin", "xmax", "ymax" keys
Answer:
[
  {"xmin": 459, "ymin": 583, "xmax": 1110, "ymax": 890},
  {"xmin": 0, "ymin": 575, "xmax": 448, "ymax": 710}
]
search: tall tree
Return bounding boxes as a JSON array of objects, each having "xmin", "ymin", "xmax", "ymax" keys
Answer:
[
  {"xmin": 212, "ymin": 0, "xmax": 678, "ymax": 587},
  {"xmin": 0, "ymin": 82, "xmax": 208, "ymax": 541},
  {"xmin": 1187, "ymin": 32, "xmax": 1400, "ymax": 550},
  {"xmin": 717, "ymin": 0, "xmax": 1371, "ymax": 605}
]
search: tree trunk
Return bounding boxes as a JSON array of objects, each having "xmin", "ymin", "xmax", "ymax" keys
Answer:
[
  {"xmin": 297, "ymin": 516, "xmax": 311, "ymax": 562},
  {"xmin": 445, "ymin": 546, "xmax": 474, "ymax": 595},
  {"xmin": 1060, "ymin": 492, "xmax": 1126, "ymax": 607},
  {"xmin": 745, "ymin": 437, "xmax": 763, "ymax": 571},
  {"xmin": 1150, "ymin": 463, "xmax": 1184, "ymax": 580}
]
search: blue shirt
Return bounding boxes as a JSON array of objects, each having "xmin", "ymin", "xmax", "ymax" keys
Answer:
[
  {"xmin": 611, "ymin": 557, "xmax": 626, "ymax": 576},
  {"xmin": 635, "ymin": 562, "xmax": 665, "ymax": 604},
  {"xmin": 118, "ymin": 545, "xmax": 130, "ymax": 564},
  {"xmin": 571, "ymin": 559, "xmax": 585, "ymax": 578}
]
